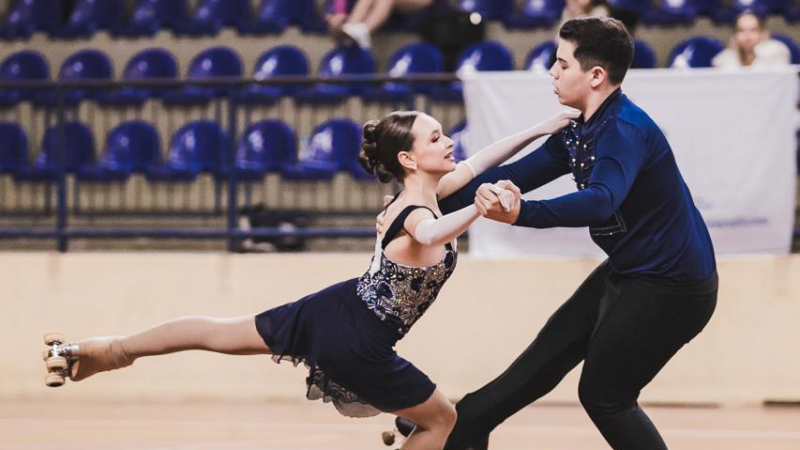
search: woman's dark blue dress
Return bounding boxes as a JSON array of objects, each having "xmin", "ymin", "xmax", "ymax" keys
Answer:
[{"xmin": 255, "ymin": 205, "xmax": 458, "ymax": 417}]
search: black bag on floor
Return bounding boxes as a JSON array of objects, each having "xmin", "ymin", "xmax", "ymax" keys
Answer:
[{"xmin": 238, "ymin": 204, "xmax": 309, "ymax": 252}]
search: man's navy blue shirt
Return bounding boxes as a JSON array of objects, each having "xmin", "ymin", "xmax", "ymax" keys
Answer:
[{"xmin": 439, "ymin": 90, "xmax": 716, "ymax": 281}]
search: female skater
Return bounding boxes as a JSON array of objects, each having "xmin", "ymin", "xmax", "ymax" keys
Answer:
[{"xmin": 42, "ymin": 109, "xmax": 577, "ymax": 450}]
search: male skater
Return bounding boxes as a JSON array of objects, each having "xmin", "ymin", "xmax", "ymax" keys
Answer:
[{"xmin": 437, "ymin": 17, "xmax": 718, "ymax": 450}]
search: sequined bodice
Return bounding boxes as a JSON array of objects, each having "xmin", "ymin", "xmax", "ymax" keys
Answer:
[
  {"xmin": 357, "ymin": 244, "xmax": 457, "ymax": 337},
  {"xmin": 356, "ymin": 203, "xmax": 458, "ymax": 337}
]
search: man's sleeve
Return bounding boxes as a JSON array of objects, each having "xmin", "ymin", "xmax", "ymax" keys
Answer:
[
  {"xmin": 514, "ymin": 121, "xmax": 648, "ymax": 229},
  {"xmin": 438, "ymin": 135, "xmax": 570, "ymax": 214}
]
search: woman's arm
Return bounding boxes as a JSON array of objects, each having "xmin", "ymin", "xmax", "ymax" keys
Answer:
[
  {"xmin": 436, "ymin": 110, "xmax": 579, "ymax": 200},
  {"xmin": 404, "ymin": 205, "xmax": 482, "ymax": 247}
]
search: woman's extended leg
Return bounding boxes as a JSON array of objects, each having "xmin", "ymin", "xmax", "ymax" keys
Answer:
[{"xmin": 68, "ymin": 315, "xmax": 270, "ymax": 381}]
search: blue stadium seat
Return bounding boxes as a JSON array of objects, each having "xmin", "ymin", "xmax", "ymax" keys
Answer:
[
  {"xmin": 179, "ymin": 0, "xmax": 250, "ymax": 36},
  {"xmin": 607, "ymin": 0, "xmax": 653, "ymax": 17},
  {"xmin": 0, "ymin": 0, "xmax": 60, "ymax": 40},
  {"xmin": 649, "ymin": 0, "xmax": 697, "ymax": 26},
  {"xmin": 53, "ymin": 0, "xmax": 126, "ymax": 38},
  {"xmin": 295, "ymin": 46, "xmax": 375, "ymax": 104},
  {"xmin": 163, "ymin": 47, "xmax": 243, "ymax": 106},
  {"xmin": 115, "ymin": 0, "xmax": 189, "ymax": 37},
  {"xmin": 365, "ymin": 43, "xmax": 444, "ymax": 103},
  {"xmin": 692, "ymin": 0, "xmax": 723, "ymax": 16},
  {"xmin": 282, "ymin": 118, "xmax": 362, "ymax": 181},
  {"xmin": 525, "ymin": 41, "xmax": 557, "ymax": 72},
  {"xmin": 146, "ymin": 120, "xmax": 227, "ymax": 181},
  {"xmin": 449, "ymin": 120, "xmax": 468, "ymax": 163},
  {"xmin": 505, "ymin": 0, "xmax": 564, "ymax": 29},
  {"xmin": 771, "ymin": 34, "xmax": 800, "ymax": 65},
  {"xmin": 0, "ymin": 122, "xmax": 29, "ymax": 175},
  {"xmin": 631, "ymin": 40, "xmax": 657, "ymax": 69},
  {"xmin": 239, "ymin": 46, "xmax": 310, "ymax": 105},
  {"xmin": 437, "ymin": 41, "xmax": 514, "ymax": 102},
  {"xmin": 457, "ymin": 0, "xmax": 513, "ymax": 21},
  {"xmin": 712, "ymin": 0, "xmax": 771, "ymax": 23},
  {"xmin": 77, "ymin": 121, "xmax": 161, "ymax": 181},
  {"xmin": 0, "ymin": 50, "xmax": 49, "ymax": 107},
  {"xmin": 99, "ymin": 48, "xmax": 178, "ymax": 107},
  {"xmin": 668, "ymin": 37, "xmax": 725, "ymax": 68},
  {"xmin": 15, "ymin": 122, "xmax": 95, "ymax": 181},
  {"xmin": 34, "ymin": 49, "xmax": 113, "ymax": 107},
  {"xmin": 238, "ymin": 0, "xmax": 292, "ymax": 35},
  {"xmin": 220, "ymin": 120, "xmax": 297, "ymax": 181}
]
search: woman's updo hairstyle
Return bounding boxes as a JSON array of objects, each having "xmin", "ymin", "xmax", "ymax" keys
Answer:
[{"xmin": 358, "ymin": 111, "xmax": 419, "ymax": 183}]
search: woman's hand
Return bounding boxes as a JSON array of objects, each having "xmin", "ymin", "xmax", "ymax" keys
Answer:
[{"xmin": 537, "ymin": 109, "xmax": 581, "ymax": 136}]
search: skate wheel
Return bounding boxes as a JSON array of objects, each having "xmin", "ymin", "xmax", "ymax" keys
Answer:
[
  {"xmin": 45, "ymin": 372, "xmax": 65, "ymax": 387},
  {"xmin": 381, "ymin": 431, "xmax": 396, "ymax": 446},
  {"xmin": 46, "ymin": 356, "xmax": 68, "ymax": 371},
  {"xmin": 44, "ymin": 333, "xmax": 64, "ymax": 346}
]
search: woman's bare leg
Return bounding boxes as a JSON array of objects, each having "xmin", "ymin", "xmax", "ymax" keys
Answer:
[
  {"xmin": 393, "ymin": 389, "xmax": 457, "ymax": 450},
  {"xmin": 121, "ymin": 315, "xmax": 271, "ymax": 359}
]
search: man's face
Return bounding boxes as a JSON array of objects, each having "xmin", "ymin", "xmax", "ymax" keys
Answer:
[
  {"xmin": 734, "ymin": 14, "xmax": 763, "ymax": 53},
  {"xmin": 550, "ymin": 39, "xmax": 593, "ymax": 110}
]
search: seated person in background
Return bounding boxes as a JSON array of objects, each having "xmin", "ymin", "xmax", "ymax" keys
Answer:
[
  {"xmin": 713, "ymin": 11, "xmax": 791, "ymax": 69},
  {"xmin": 328, "ymin": 0, "xmax": 435, "ymax": 49}
]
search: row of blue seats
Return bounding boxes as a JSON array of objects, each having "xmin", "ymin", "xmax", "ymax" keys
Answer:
[
  {"xmin": 0, "ymin": 119, "xmax": 468, "ymax": 183},
  {"xmin": 460, "ymin": 0, "xmax": 800, "ymax": 27},
  {"xmin": 3, "ymin": 0, "xmax": 800, "ymax": 42},
  {"xmin": 5, "ymin": 36, "xmax": 796, "ymax": 108}
]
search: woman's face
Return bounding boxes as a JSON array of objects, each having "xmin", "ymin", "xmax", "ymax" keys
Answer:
[
  {"xmin": 735, "ymin": 14, "xmax": 764, "ymax": 54},
  {"xmin": 405, "ymin": 114, "xmax": 456, "ymax": 176}
]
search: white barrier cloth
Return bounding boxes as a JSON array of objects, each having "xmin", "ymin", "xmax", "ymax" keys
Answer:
[{"xmin": 461, "ymin": 68, "xmax": 798, "ymax": 257}]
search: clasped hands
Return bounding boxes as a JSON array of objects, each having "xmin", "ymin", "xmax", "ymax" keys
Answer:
[{"xmin": 474, "ymin": 180, "xmax": 522, "ymax": 224}]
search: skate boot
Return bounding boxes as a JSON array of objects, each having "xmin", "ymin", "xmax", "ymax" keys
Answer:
[{"xmin": 43, "ymin": 333, "xmax": 133, "ymax": 387}]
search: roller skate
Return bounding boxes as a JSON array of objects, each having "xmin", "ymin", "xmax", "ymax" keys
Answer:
[
  {"xmin": 381, "ymin": 417, "xmax": 416, "ymax": 446},
  {"xmin": 42, "ymin": 333, "xmax": 133, "ymax": 387}
]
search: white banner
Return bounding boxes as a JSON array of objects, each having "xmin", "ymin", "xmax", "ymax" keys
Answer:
[{"xmin": 461, "ymin": 68, "xmax": 798, "ymax": 257}]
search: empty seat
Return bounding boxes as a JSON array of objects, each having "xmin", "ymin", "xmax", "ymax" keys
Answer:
[
  {"xmin": 163, "ymin": 47, "xmax": 243, "ymax": 106},
  {"xmin": 146, "ymin": 120, "xmax": 227, "ymax": 181},
  {"xmin": 505, "ymin": 0, "xmax": 564, "ymax": 29},
  {"xmin": 631, "ymin": 40, "xmax": 657, "ymax": 69},
  {"xmin": 179, "ymin": 0, "xmax": 250, "ymax": 36},
  {"xmin": 34, "ymin": 49, "xmax": 113, "ymax": 107},
  {"xmin": 282, "ymin": 118, "xmax": 363, "ymax": 180},
  {"xmin": 77, "ymin": 121, "xmax": 161, "ymax": 181},
  {"xmin": 437, "ymin": 41, "xmax": 514, "ymax": 102},
  {"xmin": 366, "ymin": 43, "xmax": 444, "ymax": 103},
  {"xmin": 239, "ymin": 46, "xmax": 310, "ymax": 105},
  {"xmin": 0, "ymin": 122, "xmax": 29, "ymax": 175},
  {"xmin": 525, "ymin": 41, "xmax": 557, "ymax": 73},
  {"xmin": 295, "ymin": 46, "xmax": 375, "ymax": 104},
  {"xmin": 100, "ymin": 48, "xmax": 179, "ymax": 106},
  {"xmin": 115, "ymin": 0, "xmax": 189, "ymax": 37},
  {"xmin": 649, "ymin": 0, "xmax": 698, "ymax": 26},
  {"xmin": 15, "ymin": 121, "xmax": 95, "ymax": 181},
  {"xmin": 53, "ymin": 0, "xmax": 126, "ymax": 39},
  {"xmin": 0, "ymin": 50, "xmax": 49, "ymax": 107},
  {"xmin": 220, "ymin": 120, "xmax": 297, "ymax": 180},
  {"xmin": 0, "ymin": 0, "xmax": 60, "ymax": 40},
  {"xmin": 669, "ymin": 37, "xmax": 725, "ymax": 68}
]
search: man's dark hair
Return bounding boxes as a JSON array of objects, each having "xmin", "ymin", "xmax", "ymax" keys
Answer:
[{"xmin": 559, "ymin": 17, "xmax": 634, "ymax": 85}]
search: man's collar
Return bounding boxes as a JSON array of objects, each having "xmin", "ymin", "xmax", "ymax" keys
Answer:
[{"xmin": 578, "ymin": 88, "xmax": 623, "ymax": 132}]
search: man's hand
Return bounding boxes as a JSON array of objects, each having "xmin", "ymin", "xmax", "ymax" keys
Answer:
[
  {"xmin": 475, "ymin": 181, "xmax": 522, "ymax": 224},
  {"xmin": 375, "ymin": 195, "xmax": 393, "ymax": 234}
]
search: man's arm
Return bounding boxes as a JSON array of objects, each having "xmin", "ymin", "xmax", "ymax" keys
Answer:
[
  {"xmin": 518, "ymin": 121, "xmax": 647, "ymax": 228},
  {"xmin": 481, "ymin": 121, "xmax": 648, "ymax": 228},
  {"xmin": 438, "ymin": 135, "xmax": 570, "ymax": 214}
]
